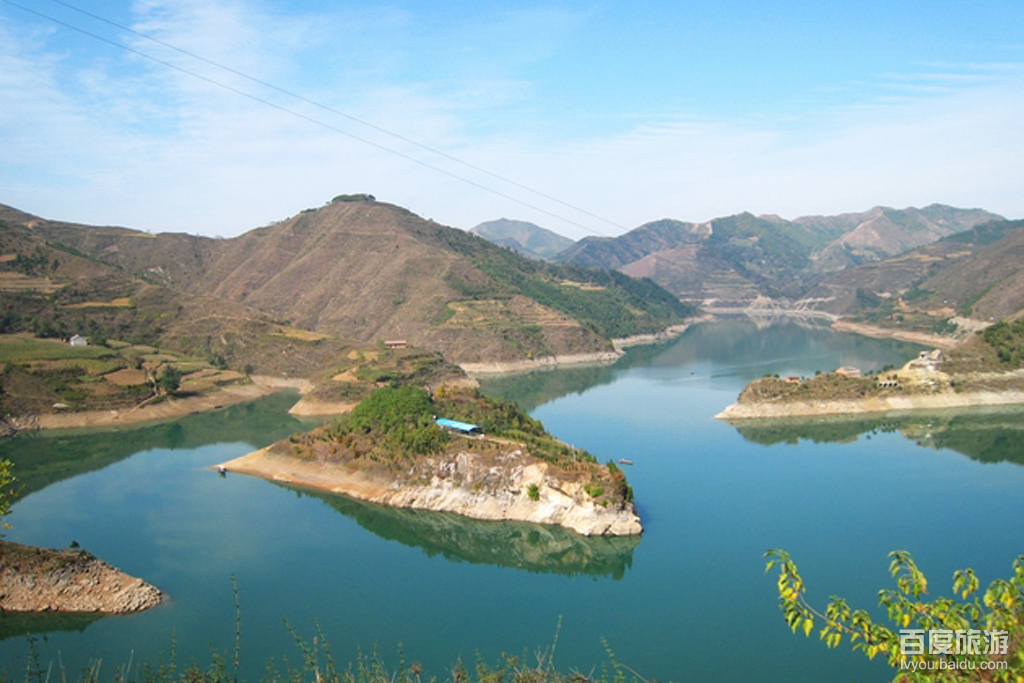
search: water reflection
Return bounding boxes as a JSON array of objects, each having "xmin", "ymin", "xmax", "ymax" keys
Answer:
[
  {"xmin": 0, "ymin": 392, "xmax": 310, "ymax": 501},
  {"xmin": 726, "ymin": 406, "xmax": 1024, "ymax": 465},
  {"xmin": 480, "ymin": 318, "xmax": 924, "ymax": 410},
  {"xmin": 286, "ymin": 485, "xmax": 641, "ymax": 579},
  {"xmin": 0, "ymin": 612, "xmax": 107, "ymax": 641}
]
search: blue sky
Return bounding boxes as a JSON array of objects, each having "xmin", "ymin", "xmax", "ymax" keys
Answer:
[{"xmin": 1, "ymin": 0, "xmax": 1023, "ymax": 238}]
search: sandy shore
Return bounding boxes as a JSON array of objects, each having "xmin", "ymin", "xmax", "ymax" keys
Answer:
[
  {"xmin": 34, "ymin": 383, "xmax": 278, "ymax": 430},
  {"xmin": 716, "ymin": 389, "xmax": 1024, "ymax": 420},
  {"xmin": 830, "ymin": 320, "xmax": 959, "ymax": 349}
]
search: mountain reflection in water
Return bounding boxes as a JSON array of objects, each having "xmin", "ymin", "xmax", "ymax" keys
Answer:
[
  {"xmin": 285, "ymin": 485, "xmax": 641, "ymax": 580},
  {"xmin": 727, "ymin": 406, "xmax": 1024, "ymax": 465},
  {"xmin": 0, "ymin": 392, "xmax": 310, "ymax": 502}
]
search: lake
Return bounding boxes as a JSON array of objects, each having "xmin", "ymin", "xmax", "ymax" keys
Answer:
[{"xmin": 3, "ymin": 318, "xmax": 1024, "ymax": 682}]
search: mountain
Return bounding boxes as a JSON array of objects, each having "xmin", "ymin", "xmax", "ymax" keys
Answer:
[
  {"xmin": 470, "ymin": 218, "xmax": 575, "ymax": 260},
  {"xmin": 559, "ymin": 205, "xmax": 1002, "ymax": 303},
  {"xmin": 800, "ymin": 218, "xmax": 1024, "ymax": 321},
  {"xmin": 915, "ymin": 220, "xmax": 1024, "ymax": 321},
  {"xmin": 1, "ymin": 199, "xmax": 694, "ymax": 364}
]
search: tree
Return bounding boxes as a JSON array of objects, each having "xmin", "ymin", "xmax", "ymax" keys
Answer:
[
  {"xmin": 159, "ymin": 365, "xmax": 183, "ymax": 394},
  {"xmin": 766, "ymin": 549, "xmax": 1024, "ymax": 681},
  {"xmin": 0, "ymin": 459, "xmax": 14, "ymax": 531}
]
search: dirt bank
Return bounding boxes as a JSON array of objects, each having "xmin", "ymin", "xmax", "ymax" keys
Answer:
[
  {"xmin": 0, "ymin": 541, "xmax": 164, "ymax": 613},
  {"xmin": 716, "ymin": 390, "xmax": 1024, "ymax": 420},
  {"xmin": 830, "ymin": 320, "xmax": 959, "ymax": 349},
  {"xmin": 459, "ymin": 350, "xmax": 623, "ymax": 375}
]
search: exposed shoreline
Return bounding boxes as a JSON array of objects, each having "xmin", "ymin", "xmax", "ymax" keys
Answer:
[
  {"xmin": 716, "ymin": 389, "xmax": 1024, "ymax": 420},
  {"xmin": 829, "ymin": 320, "xmax": 960, "ymax": 349},
  {"xmin": 217, "ymin": 447, "xmax": 642, "ymax": 537},
  {"xmin": 459, "ymin": 319, "xmax": 705, "ymax": 376}
]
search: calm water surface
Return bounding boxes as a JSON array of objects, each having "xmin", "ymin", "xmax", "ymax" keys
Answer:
[{"xmin": 3, "ymin": 319, "xmax": 1024, "ymax": 682}]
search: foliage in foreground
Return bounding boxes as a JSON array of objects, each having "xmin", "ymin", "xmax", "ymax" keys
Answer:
[
  {"xmin": 766, "ymin": 549, "xmax": 1024, "ymax": 681},
  {"xmin": 7, "ymin": 620, "xmax": 653, "ymax": 683}
]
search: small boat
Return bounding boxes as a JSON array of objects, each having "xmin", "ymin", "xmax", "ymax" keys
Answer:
[
  {"xmin": 618, "ymin": 458, "xmax": 634, "ymax": 466},
  {"xmin": 217, "ymin": 465, "xmax": 228, "ymax": 476}
]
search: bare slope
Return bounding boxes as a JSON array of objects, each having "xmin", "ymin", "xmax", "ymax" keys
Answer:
[
  {"xmin": 801, "ymin": 219, "xmax": 1024, "ymax": 322},
  {"xmin": 560, "ymin": 205, "xmax": 1001, "ymax": 302},
  {"xmin": 3, "ymin": 200, "xmax": 693, "ymax": 364}
]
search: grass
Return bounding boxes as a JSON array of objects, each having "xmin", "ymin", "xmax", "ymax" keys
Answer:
[
  {"xmin": 2, "ymin": 608, "xmax": 654, "ymax": 683},
  {"xmin": 0, "ymin": 336, "xmax": 118, "ymax": 362}
]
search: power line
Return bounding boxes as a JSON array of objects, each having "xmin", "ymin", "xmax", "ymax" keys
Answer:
[{"xmin": 3, "ymin": 0, "xmax": 624, "ymax": 236}]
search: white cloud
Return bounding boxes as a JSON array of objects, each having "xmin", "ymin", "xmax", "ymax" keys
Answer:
[{"xmin": 0, "ymin": 1, "xmax": 1022, "ymax": 240}]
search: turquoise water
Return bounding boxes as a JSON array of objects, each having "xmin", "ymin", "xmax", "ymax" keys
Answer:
[{"xmin": 3, "ymin": 319, "xmax": 1024, "ymax": 682}]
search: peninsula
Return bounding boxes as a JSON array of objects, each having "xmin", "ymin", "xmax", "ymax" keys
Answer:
[
  {"xmin": 218, "ymin": 385, "xmax": 642, "ymax": 536},
  {"xmin": 717, "ymin": 318, "xmax": 1024, "ymax": 420}
]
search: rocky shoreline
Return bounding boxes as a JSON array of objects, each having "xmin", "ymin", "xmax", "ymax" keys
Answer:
[
  {"xmin": 217, "ymin": 446, "xmax": 642, "ymax": 536},
  {"xmin": 716, "ymin": 389, "xmax": 1024, "ymax": 420},
  {"xmin": 0, "ymin": 541, "xmax": 164, "ymax": 613}
]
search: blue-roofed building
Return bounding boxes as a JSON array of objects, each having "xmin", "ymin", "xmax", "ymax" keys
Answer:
[{"xmin": 435, "ymin": 418, "xmax": 483, "ymax": 435}]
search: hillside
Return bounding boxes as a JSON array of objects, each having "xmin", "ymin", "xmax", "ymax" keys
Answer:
[
  {"xmin": 470, "ymin": 218, "xmax": 575, "ymax": 260},
  {"xmin": 915, "ymin": 221, "xmax": 1024, "ymax": 321},
  {"xmin": 559, "ymin": 205, "xmax": 1001, "ymax": 303},
  {"xmin": 801, "ymin": 219, "xmax": 1024, "ymax": 325},
  {"xmin": 1, "ymin": 199, "xmax": 694, "ymax": 364}
]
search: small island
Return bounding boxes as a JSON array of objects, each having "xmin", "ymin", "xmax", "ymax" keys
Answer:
[
  {"xmin": 219, "ymin": 385, "xmax": 642, "ymax": 536},
  {"xmin": 0, "ymin": 540, "xmax": 163, "ymax": 613},
  {"xmin": 717, "ymin": 318, "xmax": 1024, "ymax": 420}
]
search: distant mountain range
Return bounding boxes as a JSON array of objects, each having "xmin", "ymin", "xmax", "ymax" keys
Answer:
[
  {"xmin": 554, "ymin": 204, "xmax": 1001, "ymax": 303},
  {"xmin": 0, "ymin": 199, "xmax": 693, "ymax": 365},
  {"xmin": 470, "ymin": 219, "xmax": 575, "ymax": 260}
]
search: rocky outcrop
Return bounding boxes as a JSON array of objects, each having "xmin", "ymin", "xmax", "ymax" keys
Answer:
[
  {"xmin": 219, "ymin": 447, "xmax": 642, "ymax": 536},
  {"xmin": 0, "ymin": 541, "xmax": 164, "ymax": 613}
]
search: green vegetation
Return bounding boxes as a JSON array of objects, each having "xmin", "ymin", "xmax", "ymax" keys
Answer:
[
  {"xmin": 939, "ymin": 219, "xmax": 1024, "ymax": 247},
  {"xmin": 0, "ymin": 338, "xmax": 115, "ymax": 363},
  {"xmin": 159, "ymin": 365, "xmax": 182, "ymax": 394},
  {"xmin": 318, "ymin": 385, "xmax": 595, "ymax": 467},
  {"xmin": 335, "ymin": 385, "xmax": 449, "ymax": 456},
  {"xmin": 428, "ymin": 223, "xmax": 696, "ymax": 339},
  {"xmin": 981, "ymin": 319, "xmax": 1024, "ymax": 368},
  {"xmin": 0, "ymin": 458, "xmax": 13, "ymax": 529},
  {"xmin": 766, "ymin": 549, "xmax": 1024, "ymax": 681},
  {"xmin": 331, "ymin": 193, "xmax": 376, "ymax": 203},
  {"xmin": 738, "ymin": 372, "xmax": 889, "ymax": 404},
  {"xmin": 0, "ymin": 334, "xmax": 250, "ymax": 415}
]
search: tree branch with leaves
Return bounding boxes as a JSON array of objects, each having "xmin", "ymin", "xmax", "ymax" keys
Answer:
[{"xmin": 765, "ymin": 549, "xmax": 1024, "ymax": 681}]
